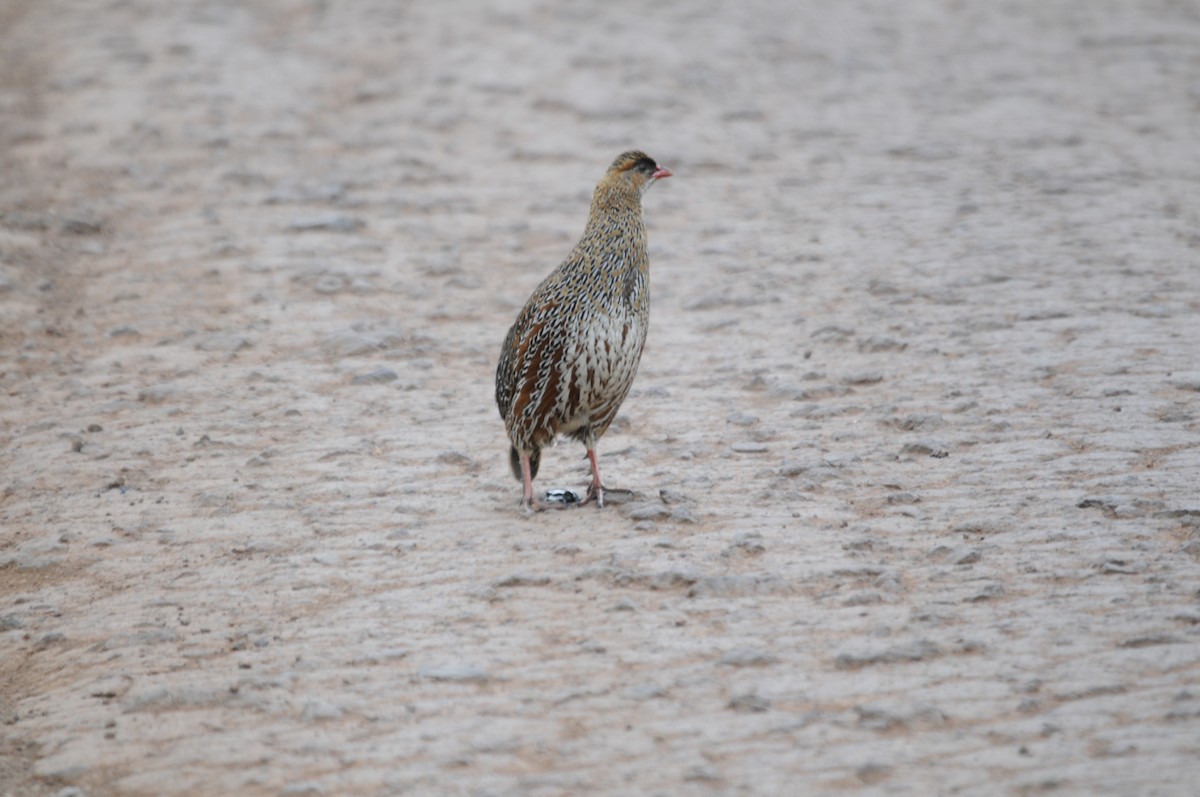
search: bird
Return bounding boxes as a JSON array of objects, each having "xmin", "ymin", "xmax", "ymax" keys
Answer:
[{"xmin": 495, "ymin": 150, "xmax": 672, "ymax": 511}]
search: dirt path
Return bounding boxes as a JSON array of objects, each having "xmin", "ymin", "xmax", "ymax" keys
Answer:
[{"xmin": 2, "ymin": 1, "xmax": 1199, "ymax": 795}]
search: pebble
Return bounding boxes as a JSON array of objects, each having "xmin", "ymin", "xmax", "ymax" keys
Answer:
[
  {"xmin": 286, "ymin": 214, "xmax": 365, "ymax": 232},
  {"xmin": 834, "ymin": 639, "xmax": 941, "ymax": 670},
  {"xmin": 857, "ymin": 335, "xmax": 908, "ymax": 352},
  {"xmin": 966, "ymin": 583, "xmax": 1006, "ymax": 602},
  {"xmin": 266, "ymin": 179, "xmax": 345, "ymax": 204},
  {"xmin": 625, "ymin": 501, "xmax": 669, "ymax": 521},
  {"xmin": 418, "ymin": 663, "xmax": 489, "ymax": 683},
  {"xmin": 887, "ymin": 413, "xmax": 943, "ymax": 431},
  {"xmin": 842, "ymin": 370, "xmax": 884, "ymax": 385},
  {"xmin": 810, "ymin": 324, "xmax": 855, "ymax": 343},
  {"xmin": 351, "ymin": 367, "xmax": 398, "ymax": 384},
  {"xmin": 688, "ymin": 574, "xmax": 788, "ymax": 598},
  {"xmin": 59, "ymin": 210, "xmax": 104, "ymax": 235},
  {"xmin": 900, "ymin": 439, "xmax": 950, "ymax": 457},
  {"xmin": 349, "ymin": 648, "xmax": 409, "ymax": 665},
  {"xmin": 948, "ymin": 547, "xmax": 982, "ymax": 565},
  {"xmin": 623, "ymin": 683, "xmax": 667, "ymax": 701},
  {"xmin": 137, "ymin": 385, "xmax": 178, "ymax": 404},
  {"xmin": 35, "ymin": 632, "xmax": 67, "ymax": 650},
  {"xmin": 194, "ymin": 333, "xmax": 250, "ymax": 352},
  {"xmin": 492, "ymin": 572, "xmax": 552, "ymax": 588},
  {"xmin": 683, "ymin": 763, "xmax": 721, "ymax": 782},
  {"xmin": 724, "ymin": 534, "xmax": 766, "ymax": 556},
  {"xmin": 0, "ymin": 614, "xmax": 25, "ymax": 630},
  {"xmin": 301, "ymin": 700, "xmax": 344, "ymax": 721},
  {"xmin": 669, "ymin": 505, "xmax": 698, "ymax": 524},
  {"xmin": 728, "ymin": 692, "xmax": 771, "ymax": 712},
  {"xmin": 719, "ymin": 648, "xmax": 780, "ymax": 667},
  {"xmin": 314, "ymin": 274, "xmax": 344, "ymax": 294},
  {"xmin": 731, "ymin": 441, "xmax": 769, "ymax": 453},
  {"xmin": 1168, "ymin": 373, "xmax": 1200, "ymax": 391}
]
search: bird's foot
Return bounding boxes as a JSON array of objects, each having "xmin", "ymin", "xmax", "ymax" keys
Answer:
[{"xmin": 582, "ymin": 481, "xmax": 605, "ymax": 508}]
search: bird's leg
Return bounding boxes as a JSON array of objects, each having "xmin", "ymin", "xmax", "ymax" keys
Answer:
[
  {"xmin": 520, "ymin": 452, "xmax": 541, "ymax": 512},
  {"xmin": 582, "ymin": 448, "xmax": 604, "ymax": 508}
]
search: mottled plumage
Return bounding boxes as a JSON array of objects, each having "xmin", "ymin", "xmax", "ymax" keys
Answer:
[{"xmin": 496, "ymin": 151, "xmax": 672, "ymax": 510}]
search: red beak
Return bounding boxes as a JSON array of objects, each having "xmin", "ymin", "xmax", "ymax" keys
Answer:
[{"xmin": 653, "ymin": 166, "xmax": 673, "ymax": 180}]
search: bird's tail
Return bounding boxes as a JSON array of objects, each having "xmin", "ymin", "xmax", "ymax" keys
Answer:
[{"xmin": 509, "ymin": 445, "xmax": 540, "ymax": 481}]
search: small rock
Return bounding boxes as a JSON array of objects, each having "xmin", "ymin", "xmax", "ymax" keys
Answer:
[
  {"xmin": 810, "ymin": 324, "xmax": 854, "ymax": 343},
  {"xmin": 59, "ymin": 211, "xmax": 104, "ymax": 235},
  {"xmin": 843, "ymin": 591, "xmax": 883, "ymax": 607},
  {"xmin": 887, "ymin": 413, "xmax": 943, "ymax": 431},
  {"xmin": 966, "ymin": 583, "xmax": 1006, "ymax": 602},
  {"xmin": 437, "ymin": 451, "xmax": 477, "ymax": 469},
  {"xmin": 724, "ymin": 534, "xmax": 765, "ymax": 556},
  {"xmin": 1168, "ymin": 373, "xmax": 1200, "ymax": 391},
  {"xmin": 349, "ymin": 648, "xmax": 409, "ymax": 665},
  {"xmin": 137, "ymin": 385, "xmax": 178, "ymax": 404},
  {"xmin": 301, "ymin": 700, "xmax": 344, "ymax": 721},
  {"xmin": 857, "ymin": 336, "xmax": 907, "ymax": 353},
  {"xmin": 1096, "ymin": 559, "xmax": 1142, "ymax": 575},
  {"xmin": 856, "ymin": 762, "xmax": 893, "ymax": 784},
  {"xmin": 834, "ymin": 639, "xmax": 941, "ymax": 670},
  {"xmin": 418, "ymin": 663, "xmax": 489, "ymax": 683},
  {"xmin": 492, "ymin": 573, "xmax": 552, "ymax": 588},
  {"xmin": 266, "ymin": 179, "xmax": 345, "ymax": 204},
  {"xmin": 1118, "ymin": 635, "xmax": 1180, "ymax": 649},
  {"xmin": 194, "ymin": 334, "xmax": 250, "ymax": 353},
  {"xmin": 625, "ymin": 501, "xmax": 669, "ymax": 521},
  {"xmin": 314, "ymin": 274, "xmax": 344, "ymax": 294},
  {"xmin": 728, "ymin": 693, "xmax": 770, "ymax": 712},
  {"xmin": 623, "ymin": 682, "xmax": 666, "ymax": 701},
  {"xmin": 900, "ymin": 439, "xmax": 949, "ymax": 458},
  {"xmin": 842, "ymin": 370, "xmax": 884, "ymax": 385},
  {"xmin": 34, "ymin": 632, "xmax": 66, "ymax": 650},
  {"xmin": 669, "ymin": 505, "xmax": 698, "ymax": 524},
  {"xmin": 689, "ymin": 574, "xmax": 788, "ymax": 598},
  {"xmin": 0, "ymin": 614, "xmax": 25, "ymax": 630},
  {"xmin": 351, "ymin": 367, "xmax": 398, "ymax": 385},
  {"xmin": 731, "ymin": 441, "xmax": 769, "ymax": 453},
  {"xmin": 948, "ymin": 547, "xmax": 982, "ymax": 565},
  {"xmin": 683, "ymin": 763, "xmax": 721, "ymax": 782},
  {"xmin": 287, "ymin": 214, "xmax": 365, "ymax": 233},
  {"xmin": 719, "ymin": 648, "xmax": 779, "ymax": 667}
]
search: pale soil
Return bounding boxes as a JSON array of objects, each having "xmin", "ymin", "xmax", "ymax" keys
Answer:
[{"xmin": 2, "ymin": 1, "xmax": 1199, "ymax": 796}]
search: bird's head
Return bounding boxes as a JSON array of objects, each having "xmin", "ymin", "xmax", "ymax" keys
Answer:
[{"xmin": 605, "ymin": 150, "xmax": 672, "ymax": 197}]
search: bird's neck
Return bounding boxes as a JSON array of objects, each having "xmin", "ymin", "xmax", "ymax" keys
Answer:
[
  {"xmin": 585, "ymin": 185, "xmax": 644, "ymax": 238},
  {"xmin": 587, "ymin": 182, "xmax": 644, "ymax": 221}
]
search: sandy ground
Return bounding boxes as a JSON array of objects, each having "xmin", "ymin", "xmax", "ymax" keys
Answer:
[{"xmin": 2, "ymin": 1, "xmax": 1199, "ymax": 795}]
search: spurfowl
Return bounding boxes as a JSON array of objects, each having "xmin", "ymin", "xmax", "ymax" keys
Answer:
[{"xmin": 495, "ymin": 150, "xmax": 672, "ymax": 510}]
